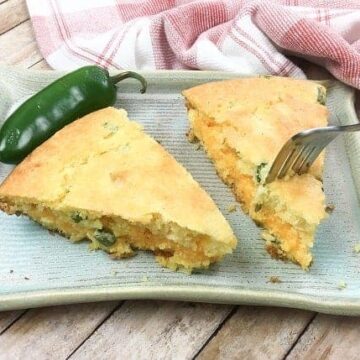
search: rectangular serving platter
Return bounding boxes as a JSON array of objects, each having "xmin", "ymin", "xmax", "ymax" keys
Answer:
[{"xmin": 1, "ymin": 67, "xmax": 360, "ymax": 315}]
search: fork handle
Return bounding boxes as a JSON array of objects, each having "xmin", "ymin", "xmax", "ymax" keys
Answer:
[{"xmin": 341, "ymin": 123, "xmax": 360, "ymax": 132}]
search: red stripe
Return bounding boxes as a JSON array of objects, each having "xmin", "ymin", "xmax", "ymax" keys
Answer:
[
  {"xmin": 117, "ymin": 0, "xmax": 175, "ymax": 22},
  {"xmin": 50, "ymin": 0, "xmax": 97, "ymax": 64},
  {"xmin": 161, "ymin": 1, "xmax": 229, "ymax": 68},
  {"xmin": 228, "ymin": 30, "xmax": 277, "ymax": 74},
  {"xmin": 278, "ymin": 17, "xmax": 360, "ymax": 86},
  {"xmin": 54, "ymin": 0, "xmax": 123, "ymax": 68},
  {"xmin": 150, "ymin": 16, "xmax": 177, "ymax": 69},
  {"xmin": 52, "ymin": 0, "xmax": 103, "ymax": 64},
  {"xmin": 234, "ymin": 24, "xmax": 296, "ymax": 76},
  {"xmin": 101, "ymin": 25, "xmax": 134, "ymax": 70},
  {"xmin": 97, "ymin": 30, "xmax": 122, "ymax": 68},
  {"xmin": 232, "ymin": 28, "xmax": 279, "ymax": 74},
  {"xmin": 30, "ymin": 15, "xmax": 61, "ymax": 57},
  {"xmin": 204, "ymin": 21, "xmax": 232, "ymax": 47},
  {"xmin": 96, "ymin": 4, "xmax": 126, "ymax": 68}
]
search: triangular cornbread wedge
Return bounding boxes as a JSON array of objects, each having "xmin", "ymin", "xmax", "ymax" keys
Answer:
[
  {"xmin": 183, "ymin": 77, "xmax": 328, "ymax": 269},
  {"xmin": 0, "ymin": 107, "xmax": 236, "ymax": 271}
]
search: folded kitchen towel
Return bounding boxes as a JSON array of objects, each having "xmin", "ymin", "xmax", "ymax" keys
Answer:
[{"xmin": 27, "ymin": 0, "xmax": 360, "ymax": 88}]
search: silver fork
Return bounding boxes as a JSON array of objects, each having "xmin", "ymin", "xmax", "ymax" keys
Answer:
[{"xmin": 265, "ymin": 123, "xmax": 360, "ymax": 184}]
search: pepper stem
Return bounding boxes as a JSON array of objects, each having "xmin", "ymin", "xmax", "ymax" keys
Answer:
[{"xmin": 110, "ymin": 71, "xmax": 147, "ymax": 94}]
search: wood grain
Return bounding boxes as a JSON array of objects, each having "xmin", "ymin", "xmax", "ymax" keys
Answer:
[
  {"xmin": 0, "ymin": 1, "xmax": 35, "ymax": 342},
  {"xmin": 0, "ymin": 302, "xmax": 119, "ymax": 360},
  {"xmin": 0, "ymin": 0, "xmax": 29, "ymax": 35},
  {"xmin": 196, "ymin": 306, "xmax": 314, "ymax": 360},
  {"xmin": 0, "ymin": 310, "xmax": 25, "ymax": 334},
  {"xmin": 70, "ymin": 301, "xmax": 233, "ymax": 360},
  {"xmin": 0, "ymin": 20, "xmax": 42, "ymax": 67},
  {"xmin": 30, "ymin": 58, "xmax": 51, "ymax": 70},
  {"xmin": 286, "ymin": 314, "xmax": 360, "ymax": 360}
]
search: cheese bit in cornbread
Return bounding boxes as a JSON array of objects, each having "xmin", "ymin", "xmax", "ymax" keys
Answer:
[
  {"xmin": 183, "ymin": 77, "xmax": 328, "ymax": 269},
  {"xmin": 0, "ymin": 107, "xmax": 236, "ymax": 272}
]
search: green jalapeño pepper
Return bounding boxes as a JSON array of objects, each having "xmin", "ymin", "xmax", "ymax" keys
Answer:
[{"xmin": 0, "ymin": 66, "xmax": 147, "ymax": 164}]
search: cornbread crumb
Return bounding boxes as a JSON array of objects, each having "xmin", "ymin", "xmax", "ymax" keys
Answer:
[
  {"xmin": 227, "ymin": 204, "xmax": 237, "ymax": 213},
  {"xmin": 195, "ymin": 143, "xmax": 201, "ymax": 151},
  {"xmin": 354, "ymin": 243, "xmax": 360, "ymax": 253},
  {"xmin": 337, "ymin": 281, "xmax": 347, "ymax": 290},
  {"xmin": 186, "ymin": 129, "xmax": 197, "ymax": 143},
  {"xmin": 269, "ymin": 276, "xmax": 282, "ymax": 284},
  {"xmin": 325, "ymin": 204, "xmax": 335, "ymax": 214},
  {"xmin": 141, "ymin": 275, "xmax": 149, "ymax": 282},
  {"xmin": 261, "ymin": 231, "xmax": 276, "ymax": 242}
]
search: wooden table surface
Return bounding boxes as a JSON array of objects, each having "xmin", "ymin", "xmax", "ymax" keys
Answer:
[{"xmin": 1, "ymin": 1, "xmax": 360, "ymax": 359}]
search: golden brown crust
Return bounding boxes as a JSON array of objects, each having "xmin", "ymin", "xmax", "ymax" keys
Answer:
[{"xmin": 266, "ymin": 243, "xmax": 288, "ymax": 261}]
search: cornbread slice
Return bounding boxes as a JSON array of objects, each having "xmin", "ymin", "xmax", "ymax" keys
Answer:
[
  {"xmin": 0, "ymin": 107, "xmax": 236, "ymax": 271},
  {"xmin": 183, "ymin": 77, "xmax": 328, "ymax": 269}
]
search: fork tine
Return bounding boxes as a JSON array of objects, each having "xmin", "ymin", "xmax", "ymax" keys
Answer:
[
  {"xmin": 266, "ymin": 140, "xmax": 295, "ymax": 183},
  {"xmin": 291, "ymin": 145, "xmax": 309, "ymax": 173},
  {"xmin": 277, "ymin": 147, "xmax": 297, "ymax": 179},
  {"xmin": 298, "ymin": 146, "xmax": 318, "ymax": 174},
  {"xmin": 302, "ymin": 147, "xmax": 326, "ymax": 173},
  {"xmin": 266, "ymin": 125, "xmax": 343, "ymax": 184},
  {"xmin": 279, "ymin": 145, "xmax": 308, "ymax": 178}
]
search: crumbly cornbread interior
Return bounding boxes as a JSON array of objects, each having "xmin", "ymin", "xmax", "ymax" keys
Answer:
[
  {"xmin": 0, "ymin": 107, "xmax": 236, "ymax": 271},
  {"xmin": 183, "ymin": 77, "xmax": 328, "ymax": 269}
]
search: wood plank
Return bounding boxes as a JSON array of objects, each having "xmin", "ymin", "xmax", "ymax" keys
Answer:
[
  {"xmin": 196, "ymin": 306, "xmax": 314, "ymax": 360},
  {"xmin": 70, "ymin": 301, "xmax": 233, "ymax": 360},
  {"xmin": 286, "ymin": 314, "xmax": 360, "ymax": 360},
  {"xmin": 0, "ymin": 310, "xmax": 25, "ymax": 334},
  {"xmin": 0, "ymin": 20, "xmax": 42, "ymax": 67},
  {"xmin": 0, "ymin": 2, "xmax": 47, "ymax": 347},
  {"xmin": 0, "ymin": 302, "xmax": 119, "ymax": 360},
  {"xmin": 0, "ymin": 0, "xmax": 29, "ymax": 35}
]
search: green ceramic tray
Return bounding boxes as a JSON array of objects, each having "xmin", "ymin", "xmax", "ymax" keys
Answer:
[{"xmin": 1, "ymin": 67, "xmax": 359, "ymax": 315}]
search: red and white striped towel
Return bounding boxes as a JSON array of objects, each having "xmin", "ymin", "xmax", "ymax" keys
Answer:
[{"xmin": 27, "ymin": 0, "xmax": 360, "ymax": 88}]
